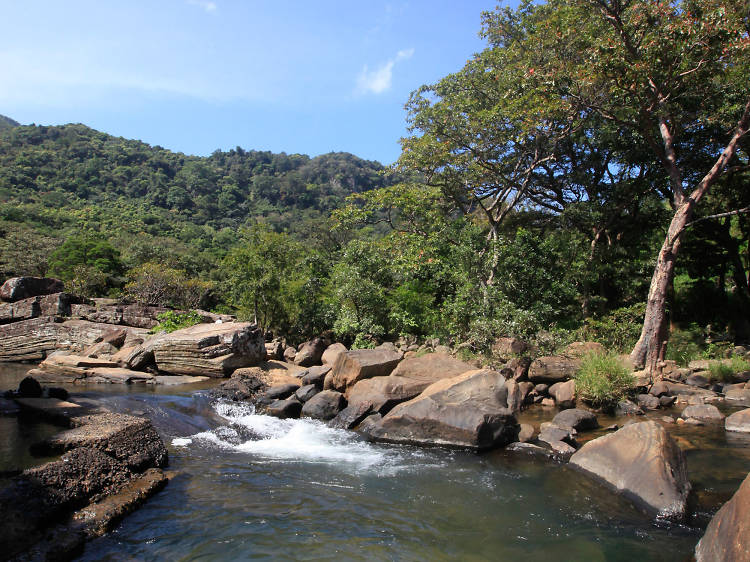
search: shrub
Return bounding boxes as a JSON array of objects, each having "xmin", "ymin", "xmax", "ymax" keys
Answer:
[
  {"xmin": 574, "ymin": 352, "xmax": 635, "ymax": 410},
  {"xmin": 707, "ymin": 361, "xmax": 734, "ymax": 382},
  {"xmin": 576, "ymin": 304, "xmax": 645, "ymax": 354},
  {"xmin": 150, "ymin": 310, "xmax": 204, "ymax": 334}
]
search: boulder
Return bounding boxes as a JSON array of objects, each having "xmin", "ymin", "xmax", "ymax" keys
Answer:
[
  {"xmin": 210, "ymin": 370, "xmax": 265, "ymax": 402},
  {"xmin": 659, "ymin": 395, "xmax": 677, "ymax": 408},
  {"xmin": 492, "ymin": 337, "xmax": 527, "ymax": 357},
  {"xmin": 330, "ymin": 348, "xmax": 403, "ymax": 391},
  {"xmin": 360, "ymin": 369, "xmax": 519, "ymax": 451},
  {"xmin": 686, "ymin": 374, "xmax": 710, "ymax": 388},
  {"xmin": 725, "ymin": 408, "xmax": 750, "ymax": 433},
  {"xmin": 552, "ymin": 408, "xmax": 598, "ymax": 432},
  {"xmin": 264, "ymin": 340, "xmax": 284, "ymax": 361},
  {"xmin": 266, "ymin": 398, "xmax": 303, "ymax": 419},
  {"xmin": 0, "ymin": 316, "xmax": 64, "ymax": 362},
  {"xmin": 505, "ymin": 380, "xmax": 523, "ymax": 413},
  {"xmin": 390, "ymin": 353, "xmax": 474, "ymax": 385},
  {"xmin": 295, "ymin": 384, "xmax": 319, "ymax": 403},
  {"xmin": 569, "ymin": 421, "xmax": 690, "ymax": 520},
  {"xmin": 321, "ymin": 342, "xmax": 347, "ymax": 365},
  {"xmin": 301, "ymin": 390, "xmax": 346, "ymax": 421},
  {"xmin": 681, "ymin": 404, "xmax": 725, "ymax": 422},
  {"xmin": 649, "ymin": 381, "xmax": 670, "ymax": 397},
  {"xmin": 695, "ymin": 471, "xmax": 750, "ymax": 562},
  {"xmin": 518, "ymin": 381, "xmax": 534, "ymax": 404},
  {"xmin": 538, "ymin": 423, "xmax": 576, "ymax": 447},
  {"xmin": 283, "ymin": 346, "xmax": 296, "ymax": 362},
  {"xmin": 564, "ymin": 341, "xmax": 605, "ymax": 358},
  {"xmin": 664, "ymin": 382, "xmax": 717, "ymax": 398},
  {"xmin": 262, "ymin": 383, "xmax": 300, "ymax": 401},
  {"xmin": 294, "ymin": 337, "xmax": 327, "ymax": 367},
  {"xmin": 615, "ymin": 399, "xmax": 644, "ymax": 416},
  {"xmin": 549, "ymin": 379, "xmax": 576, "ymax": 409},
  {"xmin": 17, "ymin": 376, "xmax": 43, "ymax": 398},
  {"xmin": 528, "ymin": 356, "xmax": 580, "ymax": 384},
  {"xmin": 637, "ymin": 393, "xmax": 661, "ymax": 410},
  {"xmin": 328, "ymin": 403, "xmax": 373, "ymax": 430},
  {"xmin": 149, "ymin": 322, "xmax": 265, "ymax": 377},
  {"xmin": 300, "ymin": 365, "xmax": 331, "ymax": 388},
  {"xmin": 518, "ymin": 424, "xmax": 535, "ymax": 443},
  {"xmin": 725, "ymin": 388, "xmax": 750, "ymax": 404},
  {"xmin": 347, "ymin": 376, "xmax": 426, "ymax": 415},
  {"xmin": 502, "ymin": 356, "xmax": 531, "ymax": 381},
  {"xmin": 0, "ymin": 277, "xmax": 64, "ymax": 302}
]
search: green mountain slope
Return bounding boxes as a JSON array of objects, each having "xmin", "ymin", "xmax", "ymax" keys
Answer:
[{"xmin": 0, "ymin": 114, "xmax": 20, "ymax": 131}]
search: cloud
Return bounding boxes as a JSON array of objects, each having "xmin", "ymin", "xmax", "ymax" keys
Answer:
[
  {"xmin": 187, "ymin": 0, "xmax": 217, "ymax": 13},
  {"xmin": 356, "ymin": 48, "xmax": 414, "ymax": 95}
]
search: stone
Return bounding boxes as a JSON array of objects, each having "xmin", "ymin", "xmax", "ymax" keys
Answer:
[
  {"xmin": 294, "ymin": 337, "xmax": 327, "ymax": 367},
  {"xmin": 321, "ymin": 342, "xmax": 347, "ymax": 365},
  {"xmin": 725, "ymin": 388, "xmax": 750, "ymax": 404},
  {"xmin": 360, "ymin": 369, "xmax": 519, "ymax": 451},
  {"xmin": 637, "ymin": 393, "xmax": 661, "ymax": 410},
  {"xmin": 564, "ymin": 341, "xmax": 605, "ymax": 358},
  {"xmin": 264, "ymin": 340, "xmax": 284, "ymax": 361},
  {"xmin": 505, "ymin": 380, "xmax": 523, "ymax": 413},
  {"xmin": 328, "ymin": 403, "xmax": 373, "ymax": 430},
  {"xmin": 518, "ymin": 424, "xmax": 535, "ymax": 443},
  {"xmin": 506, "ymin": 442, "xmax": 555, "ymax": 459},
  {"xmin": 300, "ymin": 365, "xmax": 331, "ymax": 388},
  {"xmin": 17, "ymin": 376, "xmax": 43, "ymax": 398},
  {"xmin": 660, "ymin": 416, "xmax": 675, "ymax": 424},
  {"xmin": 211, "ymin": 371, "xmax": 265, "ymax": 402},
  {"xmin": 266, "ymin": 398, "xmax": 303, "ymax": 419},
  {"xmin": 323, "ymin": 370, "xmax": 335, "ymax": 390},
  {"xmin": 263, "ymin": 383, "xmax": 300, "ymax": 401},
  {"xmin": 0, "ymin": 316, "xmax": 64, "ymax": 362},
  {"xmin": 615, "ymin": 400, "xmax": 644, "ymax": 416},
  {"xmin": 347, "ymin": 376, "xmax": 428, "ymax": 415},
  {"xmin": 686, "ymin": 374, "xmax": 711, "ymax": 388},
  {"xmin": 548, "ymin": 440, "xmax": 576, "ymax": 456},
  {"xmin": 492, "ymin": 337, "xmax": 528, "ymax": 357},
  {"xmin": 528, "ymin": 356, "xmax": 580, "ymax": 384},
  {"xmin": 330, "ymin": 348, "xmax": 403, "ymax": 391},
  {"xmin": 664, "ymin": 382, "xmax": 717, "ymax": 399},
  {"xmin": 82, "ymin": 341, "xmax": 119, "ymax": 358},
  {"xmin": 659, "ymin": 395, "xmax": 677, "ymax": 408},
  {"xmin": 0, "ymin": 277, "xmax": 64, "ymax": 302},
  {"xmin": 149, "ymin": 322, "xmax": 265, "ymax": 377},
  {"xmin": 569, "ymin": 421, "xmax": 690, "ymax": 520},
  {"xmin": 549, "ymin": 379, "xmax": 576, "ymax": 409},
  {"xmin": 681, "ymin": 404, "xmax": 724, "ymax": 421},
  {"xmin": 649, "ymin": 381, "xmax": 670, "ymax": 397},
  {"xmin": 518, "ymin": 381, "xmax": 534, "ymax": 404},
  {"xmin": 301, "ymin": 390, "xmax": 346, "ymax": 421},
  {"xmin": 725, "ymin": 408, "xmax": 750, "ymax": 433},
  {"xmin": 535, "ymin": 383, "xmax": 549, "ymax": 395},
  {"xmin": 695, "ymin": 472, "xmax": 750, "ymax": 561},
  {"xmin": 541, "ymin": 397, "xmax": 556, "ymax": 407},
  {"xmin": 283, "ymin": 346, "xmax": 296, "ymax": 362},
  {"xmin": 390, "ymin": 352, "xmax": 474, "ymax": 385},
  {"xmin": 295, "ymin": 384, "xmax": 319, "ymax": 403},
  {"xmin": 538, "ymin": 423, "xmax": 576, "ymax": 447},
  {"xmin": 552, "ymin": 408, "xmax": 598, "ymax": 432},
  {"xmin": 503, "ymin": 356, "xmax": 531, "ymax": 381}
]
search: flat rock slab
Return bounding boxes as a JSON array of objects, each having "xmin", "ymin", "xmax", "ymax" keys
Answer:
[
  {"xmin": 152, "ymin": 375, "xmax": 210, "ymax": 385},
  {"xmin": 87, "ymin": 368, "xmax": 154, "ymax": 384},
  {"xmin": 331, "ymin": 348, "xmax": 403, "ymax": 391},
  {"xmin": 528, "ymin": 356, "xmax": 580, "ymax": 384},
  {"xmin": 695, "ymin": 471, "xmax": 750, "ymax": 561},
  {"xmin": 725, "ymin": 408, "xmax": 750, "ymax": 433},
  {"xmin": 569, "ymin": 421, "xmax": 690, "ymax": 520},
  {"xmin": 681, "ymin": 404, "xmax": 724, "ymax": 421},
  {"xmin": 14, "ymin": 397, "xmax": 82, "ymax": 419},
  {"xmin": 0, "ymin": 277, "xmax": 64, "ymax": 302}
]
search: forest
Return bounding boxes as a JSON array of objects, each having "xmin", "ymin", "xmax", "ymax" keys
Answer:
[{"xmin": 1, "ymin": 0, "xmax": 748, "ymax": 368}]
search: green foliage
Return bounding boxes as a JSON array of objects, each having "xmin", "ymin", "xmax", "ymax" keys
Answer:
[
  {"xmin": 665, "ymin": 324, "xmax": 705, "ymax": 366},
  {"xmin": 574, "ymin": 353, "xmax": 635, "ymax": 410},
  {"xmin": 708, "ymin": 361, "xmax": 735, "ymax": 382},
  {"xmin": 352, "ymin": 333, "xmax": 376, "ymax": 349},
  {"xmin": 150, "ymin": 311, "xmax": 204, "ymax": 334},
  {"xmin": 577, "ymin": 304, "xmax": 646, "ymax": 354},
  {"xmin": 125, "ymin": 262, "xmax": 212, "ymax": 309}
]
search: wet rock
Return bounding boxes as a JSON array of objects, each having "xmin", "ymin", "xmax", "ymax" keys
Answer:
[
  {"xmin": 552, "ymin": 408, "xmax": 598, "ymax": 432},
  {"xmin": 0, "ymin": 276, "xmax": 64, "ymax": 302},
  {"xmin": 695, "ymin": 471, "xmax": 750, "ymax": 561},
  {"xmin": 266, "ymin": 398, "xmax": 303, "ymax": 419},
  {"xmin": 506, "ymin": 442, "xmax": 555, "ymax": 459},
  {"xmin": 301, "ymin": 390, "xmax": 346, "ymax": 421},
  {"xmin": 330, "ymin": 348, "xmax": 403, "ymax": 391},
  {"xmin": 46, "ymin": 386, "xmax": 69, "ymax": 400},
  {"xmin": 263, "ymin": 383, "xmax": 300, "ymax": 401},
  {"xmin": 294, "ymin": 337, "xmax": 327, "ymax": 367},
  {"xmin": 295, "ymin": 384, "xmax": 319, "ymax": 403},
  {"xmin": 538, "ymin": 422, "xmax": 576, "ymax": 446},
  {"xmin": 528, "ymin": 356, "xmax": 580, "ymax": 384},
  {"xmin": 321, "ymin": 342, "xmax": 347, "ymax": 365},
  {"xmin": 0, "ymin": 397, "xmax": 20, "ymax": 415},
  {"xmin": 17, "ymin": 376, "xmax": 43, "ymax": 398},
  {"xmin": 569, "ymin": 421, "xmax": 690, "ymax": 520},
  {"xmin": 549, "ymin": 379, "xmax": 576, "ymax": 409},
  {"xmin": 300, "ymin": 365, "xmax": 331, "ymax": 389},
  {"xmin": 361, "ymin": 369, "xmax": 519, "ymax": 451},
  {"xmin": 328, "ymin": 403, "xmax": 373, "ymax": 430},
  {"xmin": 637, "ymin": 393, "xmax": 661, "ymax": 410},
  {"xmin": 649, "ymin": 381, "xmax": 670, "ymax": 397},
  {"xmin": 659, "ymin": 395, "xmax": 677, "ymax": 408},
  {"xmin": 660, "ymin": 416, "xmax": 675, "ymax": 424},
  {"xmin": 681, "ymin": 404, "xmax": 724, "ymax": 422},
  {"xmin": 212, "ymin": 371, "xmax": 265, "ymax": 401},
  {"xmin": 725, "ymin": 408, "xmax": 750, "ymax": 433},
  {"xmin": 548, "ymin": 440, "xmax": 576, "ymax": 456},
  {"xmin": 615, "ymin": 400, "xmax": 644, "ymax": 416}
]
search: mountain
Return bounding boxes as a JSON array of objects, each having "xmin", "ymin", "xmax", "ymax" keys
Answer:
[{"xmin": 0, "ymin": 114, "xmax": 20, "ymax": 131}]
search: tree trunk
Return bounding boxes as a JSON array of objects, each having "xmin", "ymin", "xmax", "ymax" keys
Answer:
[{"xmin": 630, "ymin": 201, "xmax": 694, "ymax": 369}]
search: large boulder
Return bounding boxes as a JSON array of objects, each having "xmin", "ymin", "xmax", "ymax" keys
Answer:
[
  {"xmin": 321, "ymin": 342, "xmax": 347, "ymax": 365},
  {"xmin": 390, "ymin": 352, "xmax": 474, "ymax": 385},
  {"xmin": 301, "ymin": 390, "xmax": 346, "ymax": 421},
  {"xmin": 569, "ymin": 421, "xmax": 690, "ymax": 520},
  {"xmin": 726, "ymin": 408, "xmax": 750, "ymax": 433},
  {"xmin": 0, "ymin": 277, "xmax": 64, "ymax": 302},
  {"xmin": 150, "ymin": 322, "xmax": 264, "ymax": 377},
  {"xmin": 564, "ymin": 341, "xmax": 606, "ymax": 358},
  {"xmin": 681, "ymin": 404, "xmax": 724, "ymax": 422},
  {"xmin": 695, "ymin": 471, "xmax": 750, "ymax": 561},
  {"xmin": 528, "ymin": 356, "xmax": 580, "ymax": 384},
  {"xmin": 552, "ymin": 408, "xmax": 598, "ymax": 432},
  {"xmin": 0, "ymin": 316, "xmax": 64, "ymax": 362},
  {"xmin": 294, "ymin": 337, "xmax": 328, "ymax": 367},
  {"xmin": 330, "ymin": 348, "xmax": 403, "ymax": 391},
  {"xmin": 360, "ymin": 369, "xmax": 519, "ymax": 451},
  {"xmin": 549, "ymin": 379, "xmax": 576, "ymax": 409},
  {"xmin": 492, "ymin": 337, "xmax": 528, "ymax": 357}
]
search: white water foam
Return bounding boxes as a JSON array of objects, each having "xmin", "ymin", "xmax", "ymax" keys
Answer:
[{"xmin": 181, "ymin": 400, "xmax": 404, "ymax": 472}]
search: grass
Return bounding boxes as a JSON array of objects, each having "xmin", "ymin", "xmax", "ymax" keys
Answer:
[
  {"xmin": 574, "ymin": 352, "xmax": 635, "ymax": 410},
  {"xmin": 707, "ymin": 356, "xmax": 750, "ymax": 382},
  {"xmin": 150, "ymin": 310, "xmax": 204, "ymax": 333}
]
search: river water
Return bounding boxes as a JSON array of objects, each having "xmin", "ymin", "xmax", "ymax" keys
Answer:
[{"xmin": 3, "ymin": 364, "xmax": 750, "ymax": 561}]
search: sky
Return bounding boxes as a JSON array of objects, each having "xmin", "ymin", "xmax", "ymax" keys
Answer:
[{"xmin": 0, "ymin": 1, "xmax": 508, "ymax": 165}]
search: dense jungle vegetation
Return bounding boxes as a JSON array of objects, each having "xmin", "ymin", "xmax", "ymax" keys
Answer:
[{"xmin": 1, "ymin": 0, "xmax": 748, "ymax": 365}]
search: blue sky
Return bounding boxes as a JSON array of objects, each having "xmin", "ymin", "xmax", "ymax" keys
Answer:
[{"xmin": 1, "ymin": 1, "xmax": 506, "ymax": 164}]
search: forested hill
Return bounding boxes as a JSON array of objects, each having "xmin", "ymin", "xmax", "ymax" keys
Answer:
[
  {"xmin": 0, "ymin": 114, "xmax": 20, "ymax": 130},
  {"xmin": 0, "ymin": 122, "xmax": 392, "ymax": 233}
]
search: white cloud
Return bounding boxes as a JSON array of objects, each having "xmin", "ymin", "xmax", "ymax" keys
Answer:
[
  {"xmin": 356, "ymin": 48, "xmax": 414, "ymax": 95},
  {"xmin": 187, "ymin": 0, "xmax": 217, "ymax": 13}
]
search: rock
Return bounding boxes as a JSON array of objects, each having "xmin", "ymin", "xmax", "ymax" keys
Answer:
[
  {"xmin": 660, "ymin": 416, "xmax": 675, "ymax": 424},
  {"xmin": 492, "ymin": 337, "xmax": 528, "ymax": 357},
  {"xmin": 323, "ymin": 370, "xmax": 335, "ymax": 390},
  {"xmin": 328, "ymin": 403, "xmax": 373, "ymax": 430},
  {"xmin": 637, "ymin": 393, "xmax": 661, "ymax": 410},
  {"xmin": 262, "ymin": 383, "xmax": 300, "ymax": 401},
  {"xmin": 85, "ymin": 367, "xmax": 155, "ymax": 384},
  {"xmin": 0, "ymin": 277, "xmax": 64, "ymax": 302},
  {"xmin": 82, "ymin": 341, "xmax": 119, "ymax": 358},
  {"xmin": 321, "ymin": 342, "xmax": 347, "ymax": 365},
  {"xmin": 615, "ymin": 400, "xmax": 644, "ymax": 416},
  {"xmin": 725, "ymin": 388, "xmax": 750, "ymax": 404},
  {"xmin": 541, "ymin": 397, "xmax": 556, "ymax": 407},
  {"xmin": 504, "ymin": 356, "xmax": 531, "ymax": 381},
  {"xmin": 46, "ymin": 386, "xmax": 69, "ymax": 400},
  {"xmin": 0, "ymin": 316, "xmax": 65, "ymax": 362},
  {"xmin": 0, "ymin": 292, "xmax": 79, "ymax": 324},
  {"xmin": 434, "ymin": 344, "xmax": 452, "ymax": 355},
  {"xmin": 649, "ymin": 381, "xmax": 670, "ymax": 397},
  {"xmin": 695, "ymin": 471, "xmax": 750, "ymax": 561},
  {"xmin": 681, "ymin": 404, "xmax": 725, "ymax": 422},
  {"xmin": 659, "ymin": 395, "xmax": 677, "ymax": 408},
  {"xmin": 301, "ymin": 390, "xmax": 346, "ymax": 421},
  {"xmin": 506, "ymin": 442, "xmax": 555, "ymax": 459},
  {"xmin": 505, "ymin": 380, "xmax": 523, "ymax": 413},
  {"xmin": 211, "ymin": 370, "xmax": 265, "ymax": 401},
  {"xmin": 0, "ymin": 397, "xmax": 20, "ymax": 415},
  {"xmin": 360, "ymin": 369, "xmax": 519, "ymax": 451},
  {"xmin": 295, "ymin": 384, "xmax": 319, "ymax": 403},
  {"xmin": 549, "ymin": 379, "xmax": 576, "ymax": 409},
  {"xmin": 347, "ymin": 376, "xmax": 428, "ymax": 415},
  {"xmin": 528, "ymin": 356, "xmax": 580, "ymax": 384},
  {"xmin": 390, "ymin": 352, "xmax": 474, "ymax": 385},
  {"xmin": 17, "ymin": 376, "xmax": 43, "ymax": 398},
  {"xmin": 664, "ymin": 382, "xmax": 717, "ymax": 399},
  {"xmin": 300, "ymin": 365, "xmax": 331, "ymax": 388},
  {"xmin": 518, "ymin": 424, "xmax": 535, "ymax": 443},
  {"xmin": 149, "ymin": 322, "xmax": 265, "ymax": 377},
  {"xmin": 564, "ymin": 341, "xmax": 605, "ymax": 358},
  {"xmin": 330, "ymin": 348, "xmax": 403, "ymax": 391},
  {"xmin": 569, "ymin": 421, "xmax": 690, "ymax": 520},
  {"xmin": 538, "ymin": 423, "xmax": 576, "ymax": 447},
  {"xmin": 266, "ymin": 398, "xmax": 303, "ymax": 419},
  {"xmin": 552, "ymin": 408, "xmax": 598, "ymax": 432},
  {"xmin": 686, "ymin": 374, "xmax": 710, "ymax": 388},
  {"xmin": 725, "ymin": 408, "xmax": 750, "ymax": 433},
  {"xmin": 283, "ymin": 346, "xmax": 296, "ymax": 362},
  {"xmin": 534, "ymin": 383, "xmax": 549, "ymax": 395},
  {"xmin": 294, "ymin": 337, "xmax": 327, "ymax": 367},
  {"xmin": 518, "ymin": 381, "xmax": 534, "ymax": 404},
  {"xmin": 264, "ymin": 340, "xmax": 284, "ymax": 361},
  {"xmin": 548, "ymin": 440, "xmax": 576, "ymax": 456}
]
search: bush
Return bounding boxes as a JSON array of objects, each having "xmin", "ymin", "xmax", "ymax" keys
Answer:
[
  {"xmin": 708, "ymin": 361, "xmax": 734, "ymax": 382},
  {"xmin": 574, "ymin": 352, "xmax": 635, "ymax": 410},
  {"xmin": 576, "ymin": 304, "xmax": 645, "ymax": 354},
  {"xmin": 150, "ymin": 310, "xmax": 204, "ymax": 333}
]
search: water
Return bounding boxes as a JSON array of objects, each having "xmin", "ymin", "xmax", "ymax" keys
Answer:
[{"xmin": 2, "ymin": 365, "xmax": 749, "ymax": 561}]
